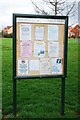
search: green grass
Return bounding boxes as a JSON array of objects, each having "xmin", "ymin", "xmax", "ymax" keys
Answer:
[
  {"xmin": 0, "ymin": 38, "xmax": 2, "ymax": 120},
  {"xmin": 2, "ymin": 38, "xmax": 79, "ymax": 119}
]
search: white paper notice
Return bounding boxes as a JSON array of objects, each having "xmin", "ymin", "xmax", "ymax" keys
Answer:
[
  {"xmin": 18, "ymin": 59, "xmax": 28, "ymax": 75},
  {"xmin": 35, "ymin": 26, "xmax": 44, "ymax": 40},
  {"xmin": 20, "ymin": 24, "xmax": 31, "ymax": 41},
  {"xmin": 34, "ymin": 41, "xmax": 45, "ymax": 58},
  {"xmin": 51, "ymin": 58, "xmax": 62, "ymax": 74},
  {"xmin": 29, "ymin": 60, "xmax": 39, "ymax": 71},
  {"xmin": 40, "ymin": 58, "xmax": 50, "ymax": 74},
  {"xmin": 48, "ymin": 25, "xmax": 58, "ymax": 41},
  {"xmin": 48, "ymin": 42, "xmax": 59, "ymax": 57}
]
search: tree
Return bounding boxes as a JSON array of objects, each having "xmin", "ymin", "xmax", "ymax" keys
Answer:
[{"xmin": 31, "ymin": 0, "xmax": 77, "ymax": 18}]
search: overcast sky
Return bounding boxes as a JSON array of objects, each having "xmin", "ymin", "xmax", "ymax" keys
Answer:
[{"xmin": 0, "ymin": 0, "xmax": 79, "ymax": 29}]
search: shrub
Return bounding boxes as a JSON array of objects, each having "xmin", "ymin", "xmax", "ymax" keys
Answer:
[{"xmin": 3, "ymin": 33, "xmax": 13, "ymax": 38}]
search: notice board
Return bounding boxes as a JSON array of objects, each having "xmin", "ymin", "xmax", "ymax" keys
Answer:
[{"xmin": 13, "ymin": 14, "xmax": 68, "ymax": 78}]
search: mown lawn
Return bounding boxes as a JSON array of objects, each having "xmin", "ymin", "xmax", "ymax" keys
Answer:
[
  {"xmin": 0, "ymin": 38, "xmax": 2, "ymax": 120},
  {"xmin": 2, "ymin": 38, "xmax": 78, "ymax": 119}
]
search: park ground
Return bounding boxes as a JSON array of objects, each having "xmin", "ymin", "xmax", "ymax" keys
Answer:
[{"xmin": 0, "ymin": 38, "xmax": 79, "ymax": 119}]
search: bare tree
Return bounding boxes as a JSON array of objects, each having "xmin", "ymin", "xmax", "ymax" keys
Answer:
[{"xmin": 31, "ymin": 0, "xmax": 77, "ymax": 17}]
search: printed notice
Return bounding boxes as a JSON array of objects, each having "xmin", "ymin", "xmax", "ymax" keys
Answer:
[
  {"xmin": 18, "ymin": 59, "xmax": 28, "ymax": 75},
  {"xmin": 20, "ymin": 40, "xmax": 32, "ymax": 58},
  {"xmin": 20, "ymin": 24, "xmax": 31, "ymax": 41},
  {"xmin": 48, "ymin": 25, "xmax": 58, "ymax": 41},
  {"xmin": 51, "ymin": 58, "xmax": 62, "ymax": 74},
  {"xmin": 40, "ymin": 58, "xmax": 50, "ymax": 74},
  {"xmin": 34, "ymin": 41, "xmax": 45, "ymax": 58},
  {"xmin": 35, "ymin": 26, "xmax": 44, "ymax": 40},
  {"xmin": 29, "ymin": 60, "xmax": 39, "ymax": 71},
  {"xmin": 48, "ymin": 42, "xmax": 59, "ymax": 57}
]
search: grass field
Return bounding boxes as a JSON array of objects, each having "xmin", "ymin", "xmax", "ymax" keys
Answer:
[
  {"xmin": 0, "ymin": 38, "xmax": 2, "ymax": 120},
  {"xmin": 2, "ymin": 38, "xmax": 79, "ymax": 119}
]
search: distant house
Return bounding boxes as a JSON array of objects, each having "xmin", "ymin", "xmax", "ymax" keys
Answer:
[
  {"xmin": 3, "ymin": 26, "xmax": 13, "ymax": 35},
  {"xmin": 68, "ymin": 24, "xmax": 80, "ymax": 38}
]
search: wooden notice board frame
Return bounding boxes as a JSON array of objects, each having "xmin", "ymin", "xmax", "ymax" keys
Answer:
[{"xmin": 13, "ymin": 14, "xmax": 68, "ymax": 117}]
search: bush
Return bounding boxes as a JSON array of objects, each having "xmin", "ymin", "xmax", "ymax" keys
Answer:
[
  {"xmin": 3, "ymin": 33, "xmax": 13, "ymax": 38},
  {"xmin": 0, "ymin": 32, "xmax": 2, "ymax": 38}
]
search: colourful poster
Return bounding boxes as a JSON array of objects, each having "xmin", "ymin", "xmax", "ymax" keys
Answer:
[
  {"xmin": 20, "ymin": 40, "xmax": 32, "ymax": 58},
  {"xmin": 35, "ymin": 26, "xmax": 44, "ymax": 40},
  {"xmin": 34, "ymin": 41, "xmax": 45, "ymax": 58},
  {"xmin": 18, "ymin": 59, "xmax": 28, "ymax": 75},
  {"xmin": 40, "ymin": 58, "xmax": 50, "ymax": 74},
  {"xmin": 20, "ymin": 24, "xmax": 31, "ymax": 41},
  {"xmin": 51, "ymin": 58, "xmax": 62, "ymax": 74}
]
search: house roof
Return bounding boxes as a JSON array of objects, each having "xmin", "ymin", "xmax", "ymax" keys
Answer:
[
  {"xmin": 68, "ymin": 24, "xmax": 80, "ymax": 37},
  {"xmin": 2, "ymin": 26, "xmax": 13, "ymax": 34},
  {"xmin": 4, "ymin": 26, "xmax": 12, "ymax": 30},
  {"xmin": 7, "ymin": 26, "xmax": 12, "ymax": 29}
]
